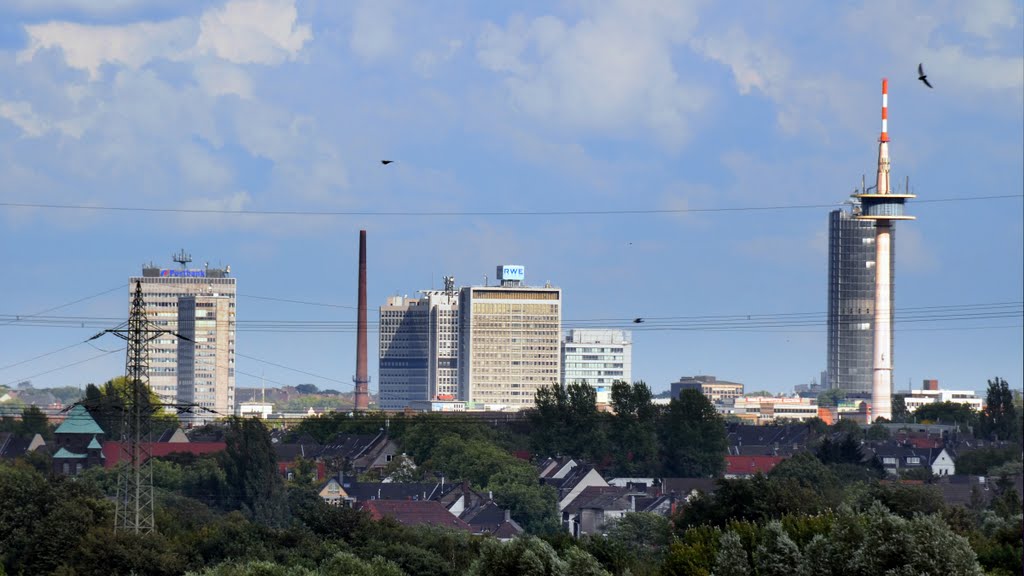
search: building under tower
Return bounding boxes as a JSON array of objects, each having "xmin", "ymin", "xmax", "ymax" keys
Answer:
[
  {"xmin": 131, "ymin": 251, "xmax": 235, "ymax": 423},
  {"xmin": 826, "ymin": 203, "xmax": 894, "ymax": 397}
]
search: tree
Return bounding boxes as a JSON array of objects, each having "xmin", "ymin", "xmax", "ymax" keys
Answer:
[
  {"xmin": 978, "ymin": 377, "xmax": 1020, "ymax": 443},
  {"xmin": 465, "ymin": 535, "xmax": 608, "ymax": 576},
  {"xmin": 609, "ymin": 381, "xmax": 659, "ymax": 476},
  {"xmin": 658, "ymin": 390, "xmax": 726, "ymax": 477},
  {"xmin": 219, "ymin": 418, "xmax": 289, "ymax": 526},
  {"xmin": 913, "ymin": 401, "xmax": 979, "ymax": 428},
  {"xmin": 891, "ymin": 395, "xmax": 909, "ymax": 422},
  {"xmin": 19, "ymin": 406, "xmax": 50, "ymax": 438},
  {"xmin": 712, "ymin": 530, "xmax": 750, "ymax": 576},
  {"xmin": 754, "ymin": 521, "xmax": 804, "ymax": 576},
  {"xmin": 955, "ymin": 446, "xmax": 1021, "ymax": 475},
  {"xmin": 294, "ymin": 384, "xmax": 319, "ymax": 395},
  {"xmin": 817, "ymin": 388, "xmax": 845, "ymax": 407},
  {"xmin": 865, "ymin": 422, "xmax": 890, "ymax": 442}
]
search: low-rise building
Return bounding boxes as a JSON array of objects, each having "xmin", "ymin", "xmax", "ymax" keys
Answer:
[
  {"xmin": 725, "ymin": 396, "xmax": 818, "ymax": 424},
  {"xmin": 670, "ymin": 375, "xmax": 744, "ymax": 404},
  {"xmin": 903, "ymin": 380, "xmax": 983, "ymax": 413}
]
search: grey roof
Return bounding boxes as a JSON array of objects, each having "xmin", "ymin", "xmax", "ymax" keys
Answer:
[
  {"xmin": 54, "ymin": 405, "xmax": 105, "ymax": 436},
  {"xmin": 0, "ymin": 433, "xmax": 31, "ymax": 459},
  {"xmin": 661, "ymin": 477, "xmax": 718, "ymax": 497},
  {"xmin": 342, "ymin": 481, "xmax": 443, "ymax": 502},
  {"xmin": 727, "ymin": 423, "xmax": 810, "ymax": 455},
  {"xmin": 562, "ymin": 486, "xmax": 629, "ymax": 514}
]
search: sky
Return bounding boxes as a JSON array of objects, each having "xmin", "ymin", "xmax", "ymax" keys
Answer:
[{"xmin": 0, "ymin": 0, "xmax": 1021, "ymax": 399}]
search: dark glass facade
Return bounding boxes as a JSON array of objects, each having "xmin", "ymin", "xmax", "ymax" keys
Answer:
[{"xmin": 827, "ymin": 207, "xmax": 894, "ymax": 395}]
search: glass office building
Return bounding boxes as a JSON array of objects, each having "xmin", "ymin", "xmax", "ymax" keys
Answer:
[{"xmin": 827, "ymin": 206, "xmax": 893, "ymax": 396}]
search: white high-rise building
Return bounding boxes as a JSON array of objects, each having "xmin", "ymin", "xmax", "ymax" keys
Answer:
[
  {"xmin": 458, "ymin": 266, "xmax": 561, "ymax": 410},
  {"xmin": 131, "ymin": 253, "xmax": 235, "ymax": 423},
  {"xmin": 561, "ymin": 329, "xmax": 632, "ymax": 405}
]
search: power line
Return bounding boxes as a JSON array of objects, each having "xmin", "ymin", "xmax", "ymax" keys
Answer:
[
  {"xmin": 1, "ymin": 347, "xmax": 124, "ymax": 388},
  {"xmin": 235, "ymin": 353, "xmax": 352, "ymax": 387},
  {"xmin": 0, "ymin": 284, "xmax": 126, "ymax": 327},
  {"xmin": 0, "ymin": 194, "xmax": 1019, "ymax": 218}
]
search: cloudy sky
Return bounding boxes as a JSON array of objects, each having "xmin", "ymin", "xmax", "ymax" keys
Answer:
[{"xmin": 0, "ymin": 0, "xmax": 1021, "ymax": 398}]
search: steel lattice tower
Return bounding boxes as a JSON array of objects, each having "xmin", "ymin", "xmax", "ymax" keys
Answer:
[{"xmin": 111, "ymin": 281, "xmax": 159, "ymax": 533}]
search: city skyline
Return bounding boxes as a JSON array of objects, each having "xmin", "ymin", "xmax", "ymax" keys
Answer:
[{"xmin": 0, "ymin": 1, "xmax": 1021, "ymax": 399}]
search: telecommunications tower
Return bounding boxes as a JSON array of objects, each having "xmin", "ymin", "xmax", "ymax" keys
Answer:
[{"xmin": 853, "ymin": 78, "xmax": 915, "ymax": 422}]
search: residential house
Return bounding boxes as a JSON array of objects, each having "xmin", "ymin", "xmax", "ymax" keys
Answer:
[
  {"xmin": 723, "ymin": 455, "xmax": 787, "ymax": 479},
  {"xmin": 660, "ymin": 477, "xmax": 718, "ymax": 505},
  {"xmin": 358, "ymin": 500, "xmax": 473, "ymax": 532},
  {"xmin": 0, "ymin": 432, "xmax": 45, "ymax": 460},
  {"xmin": 540, "ymin": 462, "xmax": 609, "ymax": 511},
  {"xmin": 275, "ymin": 431, "xmax": 399, "ymax": 482},
  {"xmin": 102, "ymin": 439, "xmax": 226, "ymax": 468},
  {"xmin": 726, "ymin": 423, "xmax": 811, "ymax": 456},
  {"xmin": 460, "ymin": 501, "xmax": 524, "ymax": 540},
  {"xmin": 561, "ymin": 484, "xmax": 675, "ymax": 538},
  {"xmin": 935, "ymin": 475, "xmax": 992, "ymax": 509},
  {"xmin": 871, "ymin": 445, "xmax": 956, "ymax": 477}
]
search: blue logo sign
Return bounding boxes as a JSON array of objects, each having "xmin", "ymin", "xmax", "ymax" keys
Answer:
[
  {"xmin": 161, "ymin": 269, "xmax": 206, "ymax": 278},
  {"xmin": 500, "ymin": 265, "xmax": 525, "ymax": 281}
]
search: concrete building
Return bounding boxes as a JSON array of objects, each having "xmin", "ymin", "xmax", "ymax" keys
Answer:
[
  {"xmin": 132, "ymin": 253, "xmax": 235, "ymax": 423},
  {"xmin": 670, "ymin": 375, "xmax": 744, "ymax": 404},
  {"xmin": 458, "ymin": 266, "xmax": 561, "ymax": 410},
  {"xmin": 561, "ymin": 329, "xmax": 632, "ymax": 405},
  {"xmin": 377, "ymin": 280, "xmax": 460, "ymax": 411},
  {"xmin": 378, "ymin": 295, "xmax": 429, "ymax": 411},
  {"xmin": 827, "ymin": 205, "xmax": 894, "ymax": 397},
  {"xmin": 726, "ymin": 396, "xmax": 819, "ymax": 424},
  {"xmin": 903, "ymin": 379, "xmax": 983, "ymax": 413}
]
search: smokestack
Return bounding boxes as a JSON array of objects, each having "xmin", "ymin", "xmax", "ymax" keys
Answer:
[{"xmin": 354, "ymin": 230, "xmax": 370, "ymax": 411}]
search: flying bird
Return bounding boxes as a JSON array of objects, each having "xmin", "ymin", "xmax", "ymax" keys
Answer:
[
  {"xmin": 381, "ymin": 160, "xmax": 394, "ymax": 165},
  {"xmin": 633, "ymin": 318, "xmax": 644, "ymax": 324},
  {"xmin": 917, "ymin": 63, "xmax": 932, "ymax": 88}
]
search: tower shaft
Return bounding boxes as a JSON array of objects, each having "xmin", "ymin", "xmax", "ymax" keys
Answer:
[{"xmin": 872, "ymin": 223, "xmax": 893, "ymax": 421}]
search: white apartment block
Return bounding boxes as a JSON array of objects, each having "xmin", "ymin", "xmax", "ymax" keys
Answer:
[
  {"xmin": 458, "ymin": 267, "xmax": 561, "ymax": 410},
  {"xmin": 132, "ymin": 259, "xmax": 235, "ymax": 423},
  {"xmin": 561, "ymin": 329, "xmax": 632, "ymax": 404},
  {"xmin": 904, "ymin": 389, "xmax": 983, "ymax": 413}
]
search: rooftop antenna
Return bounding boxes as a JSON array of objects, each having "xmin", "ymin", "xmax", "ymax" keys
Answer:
[{"xmin": 173, "ymin": 249, "xmax": 192, "ymax": 270}]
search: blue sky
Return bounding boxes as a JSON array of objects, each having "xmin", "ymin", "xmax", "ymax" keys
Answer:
[{"xmin": 0, "ymin": 0, "xmax": 1021, "ymax": 398}]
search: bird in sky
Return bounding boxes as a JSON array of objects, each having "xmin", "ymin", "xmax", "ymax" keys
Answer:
[
  {"xmin": 381, "ymin": 160, "xmax": 394, "ymax": 165},
  {"xmin": 918, "ymin": 63, "xmax": 932, "ymax": 88},
  {"xmin": 633, "ymin": 318, "xmax": 644, "ymax": 324}
]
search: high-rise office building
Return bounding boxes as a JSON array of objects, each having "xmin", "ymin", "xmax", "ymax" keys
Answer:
[
  {"xmin": 561, "ymin": 329, "xmax": 631, "ymax": 404},
  {"xmin": 826, "ymin": 205, "xmax": 893, "ymax": 396},
  {"xmin": 377, "ymin": 279, "xmax": 460, "ymax": 410},
  {"xmin": 132, "ymin": 252, "xmax": 235, "ymax": 422},
  {"xmin": 458, "ymin": 266, "xmax": 561, "ymax": 410},
  {"xmin": 378, "ymin": 295, "xmax": 429, "ymax": 411}
]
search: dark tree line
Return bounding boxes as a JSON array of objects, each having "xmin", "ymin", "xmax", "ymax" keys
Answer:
[{"xmin": 527, "ymin": 381, "xmax": 726, "ymax": 477}]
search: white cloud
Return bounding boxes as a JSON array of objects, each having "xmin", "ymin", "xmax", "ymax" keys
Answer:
[
  {"xmin": 413, "ymin": 39, "xmax": 462, "ymax": 78},
  {"xmin": 476, "ymin": 0, "xmax": 709, "ymax": 147},
  {"xmin": 195, "ymin": 0, "xmax": 312, "ymax": 65},
  {"xmin": 958, "ymin": 0, "xmax": 1020, "ymax": 40},
  {"xmin": 349, "ymin": 0, "xmax": 400, "ymax": 62},
  {"xmin": 193, "ymin": 61, "xmax": 253, "ymax": 98},
  {"xmin": 0, "ymin": 100, "xmax": 50, "ymax": 137},
  {"xmin": 17, "ymin": 19, "xmax": 195, "ymax": 80}
]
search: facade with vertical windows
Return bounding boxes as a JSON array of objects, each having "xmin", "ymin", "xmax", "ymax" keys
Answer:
[
  {"xmin": 561, "ymin": 329, "xmax": 631, "ymax": 405},
  {"xmin": 458, "ymin": 275, "xmax": 562, "ymax": 410},
  {"xmin": 378, "ymin": 289, "xmax": 460, "ymax": 410},
  {"xmin": 131, "ymin": 260, "xmax": 235, "ymax": 423},
  {"xmin": 827, "ymin": 205, "xmax": 893, "ymax": 396}
]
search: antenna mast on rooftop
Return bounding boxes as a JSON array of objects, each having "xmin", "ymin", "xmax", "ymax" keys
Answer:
[{"xmin": 173, "ymin": 249, "xmax": 192, "ymax": 269}]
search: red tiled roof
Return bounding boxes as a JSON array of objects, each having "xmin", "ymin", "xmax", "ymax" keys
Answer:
[
  {"xmin": 102, "ymin": 441, "xmax": 225, "ymax": 468},
  {"xmin": 359, "ymin": 500, "xmax": 473, "ymax": 532},
  {"xmin": 724, "ymin": 455, "xmax": 786, "ymax": 476}
]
